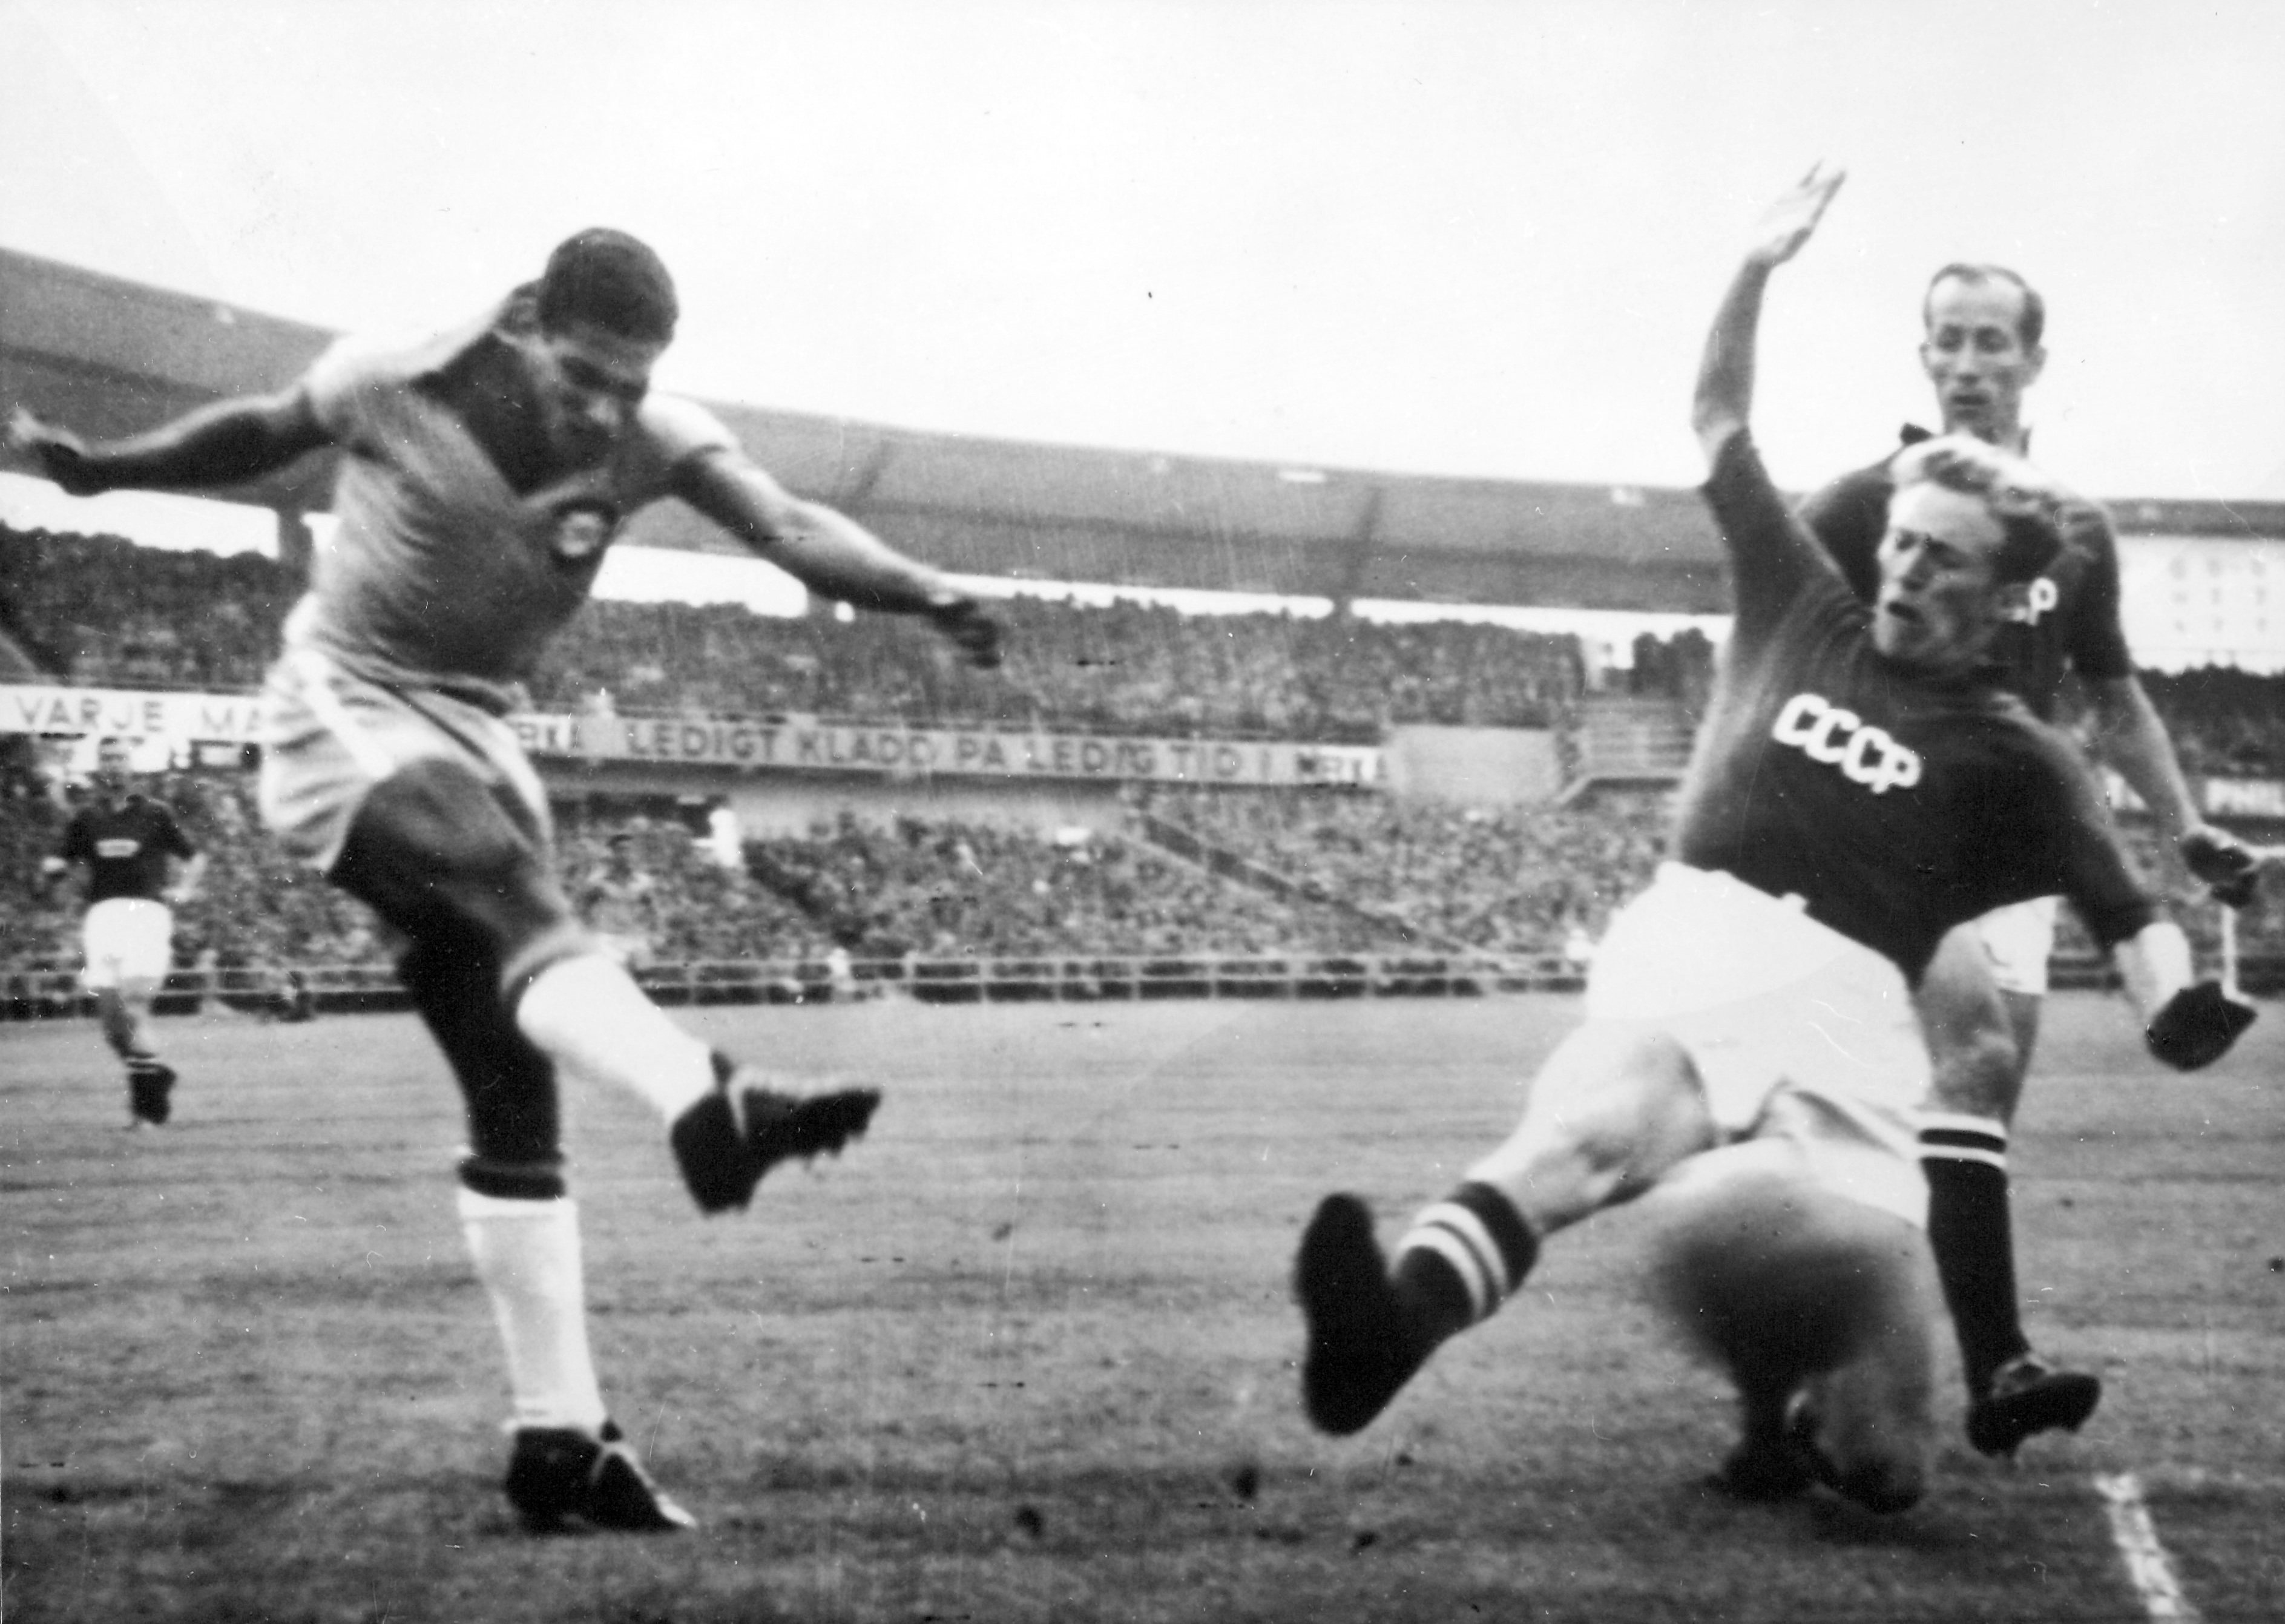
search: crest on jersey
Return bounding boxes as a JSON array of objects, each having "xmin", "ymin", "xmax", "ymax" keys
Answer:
[{"xmin": 547, "ymin": 499, "xmax": 622, "ymax": 570}]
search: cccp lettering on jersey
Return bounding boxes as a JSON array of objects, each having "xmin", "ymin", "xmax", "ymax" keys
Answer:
[{"xmin": 1769, "ymin": 692, "xmax": 1922, "ymax": 795}]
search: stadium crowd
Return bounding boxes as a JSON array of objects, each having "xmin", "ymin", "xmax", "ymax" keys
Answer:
[
  {"xmin": 7, "ymin": 524, "xmax": 1589, "ymax": 738},
  {"xmin": 1139, "ymin": 786, "xmax": 1670, "ymax": 950}
]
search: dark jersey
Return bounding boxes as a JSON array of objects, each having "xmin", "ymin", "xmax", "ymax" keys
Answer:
[
  {"xmin": 59, "ymin": 795, "xmax": 195, "ymax": 906},
  {"xmin": 1795, "ymin": 427, "xmax": 2134, "ymax": 722},
  {"xmin": 1677, "ymin": 433, "xmax": 2154, "ymax": 983}
]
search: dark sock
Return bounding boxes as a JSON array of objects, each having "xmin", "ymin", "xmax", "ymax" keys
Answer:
[{"xmin": 1921, "ymin": 1142, "xmax": 2030, "ymax": 1397}]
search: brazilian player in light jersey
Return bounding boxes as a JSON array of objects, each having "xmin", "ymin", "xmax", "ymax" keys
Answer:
[
  {"xmin": 1292, "ymin": 169, "xmax": 2255, "ymax": 1514},
  {"xmin": 10, "ymin": 230, "xmax": 1005, "ymax": 1533},
  {"xmin": 1793, "ymin": 265, "xmax": 2261, "ymax": 1458}
]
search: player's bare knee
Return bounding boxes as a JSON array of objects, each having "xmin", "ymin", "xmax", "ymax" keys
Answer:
[
  {"xmin": 1915, "ymin": 927, "xmax": 2025, "ymax": 1117},
  {"xmin": 1488, "ymin": 1024, "xmax": 1713, "ymax": 1222},
  {"xmin": 1925, "ymin": 1021, "xmax": 2021, "ymax": 1118}
]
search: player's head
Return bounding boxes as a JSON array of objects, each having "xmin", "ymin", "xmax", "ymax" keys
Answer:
[
  {"xmin": 606, "ymin": 831, "xmax": 636, "ymax": 869},
  {"xmin": 1919, "ymin": 265, "xmax": 2046, "ymax": 445},
  {"xmin": 92, "ymin": 736, "xmax": 133, "ymax": 796},
  {"xmin": 538, "ymin": 229, "xmax": 677, "ymax": 343},
  {"xmin": 522, "ymin": 229, "xmax": 677, "ymax": 468},
  {"xmin": 1872, "ymin": 436, "xmax": 2063, "ymax": 673}
]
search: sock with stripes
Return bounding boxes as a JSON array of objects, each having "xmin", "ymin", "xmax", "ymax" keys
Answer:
[
  {"xmin": 1919, "ymin": 1113, "xmax": 2031, "ymax": 1398},
  {"xmin": 1392, "ymin": 1181, "xmax": 1542, "ymax": 1349}
]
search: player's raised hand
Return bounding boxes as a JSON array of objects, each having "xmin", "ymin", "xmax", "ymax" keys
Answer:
[
  {"xmin": 7, "ymin": 407, "xmax": 107, "ymax": 496},
  {"xmin": 927, "ymin": 594, "xmax": 1005, "ymax": 669},
  {"xmin": 1745, "ymin": 164, "xmax": 1846, "ymax": 271}
]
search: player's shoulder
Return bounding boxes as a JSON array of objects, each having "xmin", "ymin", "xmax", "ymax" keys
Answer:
[
  {"xmin": 636, "ymin": 392, "xmax": 741, "ymax": 467},
  {"xmin": 304, "ymin": 304, "xmax": 502, "ymax": 422},
  {"xmin": 1797, "ymin": 427, "xmax": 1924, "ymax": 544},
  {"xmin": 2014, "ymin": 450, "xmax": 2114, "ymax": 540}
]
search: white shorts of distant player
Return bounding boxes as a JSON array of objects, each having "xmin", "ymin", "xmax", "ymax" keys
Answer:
[
  {"xmin": 1973, "ymin": 895, "xmax": 2060, "ymax": 997},
  {"xmin": 81, "ymin": 898, "xmax": 175, "ymax": 994},
  {"xmin": 1582, "ymin": 863, "xmax": 1931, "ymax": 1229}
]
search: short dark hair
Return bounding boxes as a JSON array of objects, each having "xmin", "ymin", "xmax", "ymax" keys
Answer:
[
  {"xmin": 536, "ymin": 229, "xmax": 678, "ymax": 343},
  {"xmin": 1922, "ymin": 263, "xmax": 2045, "ymax": 352}
]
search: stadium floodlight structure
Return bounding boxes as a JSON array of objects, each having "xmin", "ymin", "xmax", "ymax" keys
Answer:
[{"xmin": 2, "ymin": 245, "xmax": 1735, "ymax": 614}]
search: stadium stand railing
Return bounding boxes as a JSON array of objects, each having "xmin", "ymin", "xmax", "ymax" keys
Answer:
[
  {"xmin": 1128, "ymin": 807, "xmax": 1467, "ymax": 951},
  {"xmin": 12, "ymin": 943, "xmax": 2273, "ymax": 1027},
  {"xmin": 0, "ymin": 950, "xmax": 1590, "ymax": 1022},
  {"xmin": 1556, "ymin": 695, "xmax": 1696, "ymax": 802}
]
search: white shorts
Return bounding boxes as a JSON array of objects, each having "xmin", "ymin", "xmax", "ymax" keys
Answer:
[
  {"xmin": 1974, "ymin": 896, "xmax": 2059, "ymax": 997},
  {"xmin": 81, "ymin": 898, "xmax": 174, "ymax": 992},
  {"xmin": 1585, "ymin": 864, "xmax": 1930, "ymax": 1228},
  {"xmin": 258, "ymin": 648, "xmax": 554, "ymax": 872}
]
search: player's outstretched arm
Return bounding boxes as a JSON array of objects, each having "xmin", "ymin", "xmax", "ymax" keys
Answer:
[
  {"xmin": 7, "ymin": 393, "xmax": 333, "ymax": 497},
  {"xmin": 672, "ymin": 450, "xmax": 1004, "ymax": 668},
  {"xmin": 1691, "ymin": 164, "xmax": 1845, "ymax": 465},
  {"xmin": 2080, "ymin": 674, "xmax": 2260, "ymax": 906}
]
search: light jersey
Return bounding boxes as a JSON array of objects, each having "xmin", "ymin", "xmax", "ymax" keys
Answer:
[
  {"xmin": 59, "ymin": 794, "xmax": 195, "ymax": 904},
  {"xmin": 1795, "ymin": 427, "xmax": 2134, "ymax": 722},
  {"xmin": 284, "ymin": 300, "xmax": 739, "ymax": 714},
  {"xmin": 1674, "ymin": 433, "xmax": 2154, "ymax": 984}
]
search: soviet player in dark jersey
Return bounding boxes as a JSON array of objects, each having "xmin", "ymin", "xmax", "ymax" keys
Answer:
[
  {"xmin": 47, "ymin": 737, "xmax": 206, "ymax": 1126},
  {"xmin": 1292, "ymin": 169, "xmax": 2255, "ymax": 1514},
  {"xmin": 1794, "ymin": 263, "xmax": 2261, "ymax": 1458},
  {"xmin": 10, "ymin": 231, "xmax": 1005, "ymax": 1533}
]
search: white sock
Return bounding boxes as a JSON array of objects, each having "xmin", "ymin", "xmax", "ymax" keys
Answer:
[
  {"xmin": 516, "ymin": 952, "xmax": 714, "ymax": 1122},
  {"xmin": 458, "ymin": 1188, "xmax": 609, "ymax": 1434}
]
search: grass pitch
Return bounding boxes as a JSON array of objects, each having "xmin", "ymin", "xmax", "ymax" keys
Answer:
[{"xmin": 4, "ymin": 993, "xmax": 2281, "ymax": 1623}]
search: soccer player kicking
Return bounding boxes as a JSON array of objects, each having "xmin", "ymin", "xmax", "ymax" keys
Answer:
[
  {"xmin": 1796, "ymin": 261, "xmax": 2262, "ymax": 1458},
  {"xmin": 1292, "ymin": 169, "xmax": 2255, "ymax": 1513},
  {"xmin": 10, "ymin": 230, "xmax": 1005, "ymax": 1533},
  {"xmin": 47, "ymin": 736, "xmax": 206, "ymax": 1126}
]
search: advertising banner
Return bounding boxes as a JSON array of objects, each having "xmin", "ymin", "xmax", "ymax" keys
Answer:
[{"xmin": 3, "ymin": 685, "xmax": 1386, "ymax": 789}]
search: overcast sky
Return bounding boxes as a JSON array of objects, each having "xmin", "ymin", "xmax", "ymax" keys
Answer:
[{"xmin": 6, "ymin": 0, "xmax": 2283, "ymax": 504}]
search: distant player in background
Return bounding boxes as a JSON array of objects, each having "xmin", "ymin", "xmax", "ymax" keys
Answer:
[
  {"xmin": 1293, "ymin": 169, "xmax": 2254, "ymax": 1514},
  {"xmin": 10, "ymin": 227, "xmax": 1005, "ymax": 1533},
  {"xmin": 46, "ymin": 737, "xmax": 206, "ymax": 1126},
  {"xmin": 578, "ymin": 831, "xmax": 658, "ymax": 974},
  {"xmin": 1797, "ymin": 264, "xmax": 2261, "ymax": 1456}
]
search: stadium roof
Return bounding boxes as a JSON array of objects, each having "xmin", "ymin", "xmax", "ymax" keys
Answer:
[{"xmin": 7, "ymin": 245, "xmax": 2283, "ymax": 614}]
